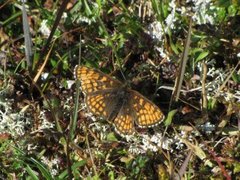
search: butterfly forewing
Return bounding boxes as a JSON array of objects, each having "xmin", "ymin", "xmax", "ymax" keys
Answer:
[
  {"xmin": 129, "ymin": 90, "xmax": 165, "ymax": 127},
  {"xmin": 85, "ymin": 91, "xmax": 121, "ymax": 119},
  {"xmin": 75, "ymin": 66, "xmax": 122, "ymax": 94},
  {"xmin": 85, "ymin": 94, "xmax": 109, "ymax": 118}
]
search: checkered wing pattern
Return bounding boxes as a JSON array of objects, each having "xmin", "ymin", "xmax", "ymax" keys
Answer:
[
  {"xmin": 113, "ymin": 105, "xmax": 135, "ymax": 135},
  {"xmin": 75, "ymin": 65, "xmax": 165, "ymax": 135},
  {"xmin": 130, "ymin": 90, "xmax": 165, "ymax": 127},
  {"xmin": 75, "ymin": 66, "xmax": 122, "ymax": 94},
  {"xmin": 85, "ymin": 93, "xmax": 110, "ymax": 118},
  {"xmin": 85, "ymin": 91, "xmax": 119, "ymax": 119},
  {"xmin": 85, "ymin": 91, "xmax": 135, "ymax": 134}
]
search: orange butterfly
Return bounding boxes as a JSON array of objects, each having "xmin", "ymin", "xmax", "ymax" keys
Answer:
[{"xmin": 75, "ymin": 66, "xmax": 165, "ymax": 135}]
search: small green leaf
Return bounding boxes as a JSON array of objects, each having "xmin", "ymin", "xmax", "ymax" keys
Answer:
[
  {"xmin": 107, "ymin": 132, "xmax": 118, "ymax": 141},
  {"xmin": 232, "ymin": 72, "xmax": 240, "ymax": 83},
  {"xmin": 164, "ymin": 109, "xmax": 178, "ymax": 126},
  {"xmin": 195, "ymin": 51, "xmax": 209, "ymax": 62},
  {"xmin": 25, "ymin": 165, "xmax": 39, "ymax": 180},
  {"xmin": 228, "ymin": 5, "xmax": 238, "ymax": 16},
  {"xmin": 233, "ymin": 162, "xmax": 240, "ymax": 173},
  {"xmin": 108, "ymin": 171, "xmax": 115, "ymax": 180}
]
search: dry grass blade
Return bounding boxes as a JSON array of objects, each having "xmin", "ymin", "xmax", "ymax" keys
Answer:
[
  {"xmin": 33, "ymin": 43, "xmax": 54, "ymax": 83},
  {"xmin": 182, "ymin": 138, "xmax": 213, "ymax": 167},
  {"xmin": 177, "ymin": 150, "xmax": 193, "ymax": 179},
  {"xmin": 22, "ymin": 1, "xmax": 33, "ymax": 69},
  {"xmin": 201, "ymin": 62, "xmax": 208, "ymax": 110},
  {"xmin": 214, "ymin": 61, "xmax": 240, "ymax": 98},
  {"xmin": 170, "ymin": 19, "xmax": 192, "ymax": 106}
]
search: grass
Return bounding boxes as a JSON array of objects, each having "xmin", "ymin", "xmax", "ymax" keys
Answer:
[{"xmin": 0, "ymin": 0, "xmax": 239, "ymax": 179}]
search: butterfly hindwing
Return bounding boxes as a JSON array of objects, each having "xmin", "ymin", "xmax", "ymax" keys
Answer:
[
  {"xmin": 86, "ymin": 91, "xmax": 135, "ymax": 135},
  {"xmin": 113, "ymin": 105, "xmax": 135, "ymax": 135}
]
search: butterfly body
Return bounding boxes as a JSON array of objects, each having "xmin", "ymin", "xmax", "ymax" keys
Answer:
[{"xmin": 75, "ymin": 65, "xmax": 165, "ymax": 135}]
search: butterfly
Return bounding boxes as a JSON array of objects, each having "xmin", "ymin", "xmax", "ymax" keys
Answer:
[{"xmin": 75, "ymin": 65, "xmax": 165, "ymax": 135}]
